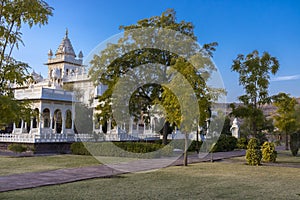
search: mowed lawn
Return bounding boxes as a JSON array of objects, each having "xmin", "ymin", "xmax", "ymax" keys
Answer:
[
  {"xmin": 1, "ymin": 160, "xmax": 300, "ymax": 199},
  {"xmin": 0, "ymin": 154, "xmax": 100, "ymax": 176}
]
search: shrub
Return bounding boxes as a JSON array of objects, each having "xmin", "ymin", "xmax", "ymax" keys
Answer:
[
  {"xmin": 246, "ymin": 138, "xmax": 262, "ymax": 166},
  {"xmin": 70, "ymin": 142, "xmax": 91, "ymax": 155},
  {"xmin": 236, "ymin": 137, "xmax": 248, "ymax": 149},
  {"xmin": 261, "ymin": 142, "xmax": 277, "ymax": 162},
  {"xmin": 211, "ymin": 134, "xmax": 237, "ymax": 152},
  {"xmin": 8, "ymin": 144, "xmax": 27, "ymax": 153},
  {"xmin": 290, "ymin": 132, "xmax": 300, "ymax": 156}
]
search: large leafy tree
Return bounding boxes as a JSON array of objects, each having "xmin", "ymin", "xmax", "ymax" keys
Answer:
[
  {"xmin": 89, "ymin": 9, "xmax": 222, "ymax": 166},
  {"xmin": 0, "ymin": 0, "xmax": 53, "ymax": 126},
  {"xmin": 272, "ymin": 93, "xmax": 297, "ymax": 150},
  {"xmin": 231, "ymin": 50, "xmax": 279, "ymax": 137}
]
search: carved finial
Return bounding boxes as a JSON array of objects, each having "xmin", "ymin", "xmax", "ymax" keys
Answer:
[
  {"xmin": 48, "ymin": 49, "xmax": 53, "ymax": 57},
  {"xmin": 65, "ymin": 28, "xmax": 68, "ymax": 38},
  {"xmin": 78, "ymin": 50, "xmax": 83, "ymax": 59}
]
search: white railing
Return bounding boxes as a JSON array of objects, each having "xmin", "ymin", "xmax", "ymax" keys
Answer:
[
  {"xmin": 15, "ymin": 87, "xmax": 74, "ymax": 101},
  {"xmin": 0, "ymin": 133, "xmax": 74, "ymax": 143},
  {"xmin": 0, "ymin": 134, "xmax": 36, "ymax": 143},
  {"xmin": 0, "ymin": 131, "xmax": 161, "ymax": 143}
]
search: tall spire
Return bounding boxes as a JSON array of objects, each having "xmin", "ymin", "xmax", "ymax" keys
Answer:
[
  {"xmin": 65, "ymin": 28, "xmax": 68, "ymax": 38},
  {"xmin": 55, "ymin": 29, "xmax": 76, "ymax": 57}
]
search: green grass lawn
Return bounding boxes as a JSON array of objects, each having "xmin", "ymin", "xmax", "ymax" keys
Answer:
[
  {"xmin": 0, "ymin": 154, "xmax": 100, "ymax": 176},
  {"xmin": 0, "ymin": 161, "xmax": 299, "ymax": 200},
  {"xmin": 275, "ymin": 150, "xmax": 300, "ymax": 164}
]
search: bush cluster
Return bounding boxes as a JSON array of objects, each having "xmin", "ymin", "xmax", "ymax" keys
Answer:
[
  {"xmin": 211, "ymin": 134, "xmax": 237, "ymax": 152},
  {"xmin": 261, "ymin": 142, "xmax": 277, "ymax": 162},
  {"xmin": 246, "ymin": 138, "xmax": 262, "ymax": 166},
  {"xmin": 290, "ymin": 132, "xmax": 300, "ymax": 156}
]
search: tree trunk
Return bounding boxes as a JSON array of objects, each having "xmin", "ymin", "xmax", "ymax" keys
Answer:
[
  {"xmin": 285, "ymin": 131, "xmax": 289, "ymax": 150},
  {"xmin": 162, "ymin": 121, "xmax": 170, "ymax": 145},
  {"xmin": 183, "ymin": 133, "xmax": 188, "ymax": 166},
  {"xmin": 195, "ymin": 128, "xmax": 199, "ymax": 153},
  {"xmin": 252, "ymin": 120, "xmax": 257, "ymax": 138}
]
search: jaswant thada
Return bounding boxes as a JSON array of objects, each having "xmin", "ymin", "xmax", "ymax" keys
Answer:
[{"xmin": 0, "ymin": 30, "xmax": 161, "ymax": 153}]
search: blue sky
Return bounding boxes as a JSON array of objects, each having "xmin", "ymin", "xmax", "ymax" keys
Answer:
[{"xmin": 13, "ymin": 0, "xmax": 300, "ymax": 102}]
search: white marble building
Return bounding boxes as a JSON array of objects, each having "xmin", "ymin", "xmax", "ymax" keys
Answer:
[{"xmin": 0, "ymin": 30, "xmax": 159, "ymax": 144}]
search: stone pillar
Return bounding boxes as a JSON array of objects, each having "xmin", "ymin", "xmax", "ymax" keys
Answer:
[
  {"xmin": 71, "ymin": 118, "xmax": 74, "ymax": 131},
  {"xmin": 62, "ymin": 112, "xmax": 65, "ymax": 134},
  {"xmin": 39, "ymin": 115, "xmax": 43, "ymax": 129},
  {"xmin": 54, "ymin": 117, "xmax": 57, "ymax": 133},
  {"xmin": 24, "ymin": 122, "xmax": 27, "ymax": 133},
  {"xmin": 30, "ymin": 118, "xmax": 33, "ymax": 131},
  {"xmin": 39, "ymin": 115, "xmax": 43, "ymax": 136},
  {"xmin": 129, "ymin": 117, "xmax": 133, "ymax": 134},
  {"xmin": 99, "ymin": 124, "xmax": 103, "ymax": 133},
  {"xmin": 13, "ymin": 122, "xmax": 16, "ymax": 133},
  {"xmin": 107, "ymin": 119, "xmax": 111, "ymax": 134},
  {"xmin": 50, "ymin": 112, "xmax": 53, "ymax": 130},
  {"xmin": 21, "ymin": 120, "xmax": 24, "ymax": 129}
]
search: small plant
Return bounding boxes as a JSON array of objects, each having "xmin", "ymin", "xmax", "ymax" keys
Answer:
[
  {"xmin": 246, "ymin": 138, "xmax": 262, "ymax": 166},
  {"xmin": 261, "ymin": 142, "xmax": 277, "ymax": 162},
  {"xmin": 8, "ymin": 144, "xmax": 28, "ymax": 153}
]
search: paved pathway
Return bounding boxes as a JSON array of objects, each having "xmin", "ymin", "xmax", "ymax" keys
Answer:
[{"xmin": 0, "ymin": 150, "xmax": 245, "ymax": 192}]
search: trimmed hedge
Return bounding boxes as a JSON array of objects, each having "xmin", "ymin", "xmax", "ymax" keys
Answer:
[{"xmin": 71, "ymin": 142, "xmax": 173, "ymax": 158}]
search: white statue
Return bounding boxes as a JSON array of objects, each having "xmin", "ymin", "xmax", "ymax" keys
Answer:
[{"xmin": 230, "ymin": 118, "xmax": 240, "ymax": 138}]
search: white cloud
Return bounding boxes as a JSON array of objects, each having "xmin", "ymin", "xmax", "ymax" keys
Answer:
[{"xmin": 271, "ymin": 74, "xmax": 300, "ymax": 82}]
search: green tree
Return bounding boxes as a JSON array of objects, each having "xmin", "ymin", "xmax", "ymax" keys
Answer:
[
  {"xmin": 272, "ymin": 92, "xmax": 297, "ymax": 150},
  {"xmin": 231, "ymin": 50, "xmax": 279, "ymax": 137},
  {"xmin": 0, "ymin": 0, "xmax": 53, "ymax": 125},
  {"xmin": 89, "ymin": 9, "xmax": 222, "ymax": 166}
]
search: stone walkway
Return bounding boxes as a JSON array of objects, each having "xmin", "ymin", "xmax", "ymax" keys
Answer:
[{"xmin": 0, "ymin": 150, "xmax": 245, "ymax": 192}]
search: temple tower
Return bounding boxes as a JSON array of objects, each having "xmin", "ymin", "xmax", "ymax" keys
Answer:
[{"xmin": 45, "ymin": 29, "xmax": 84, "ymax": 86}]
